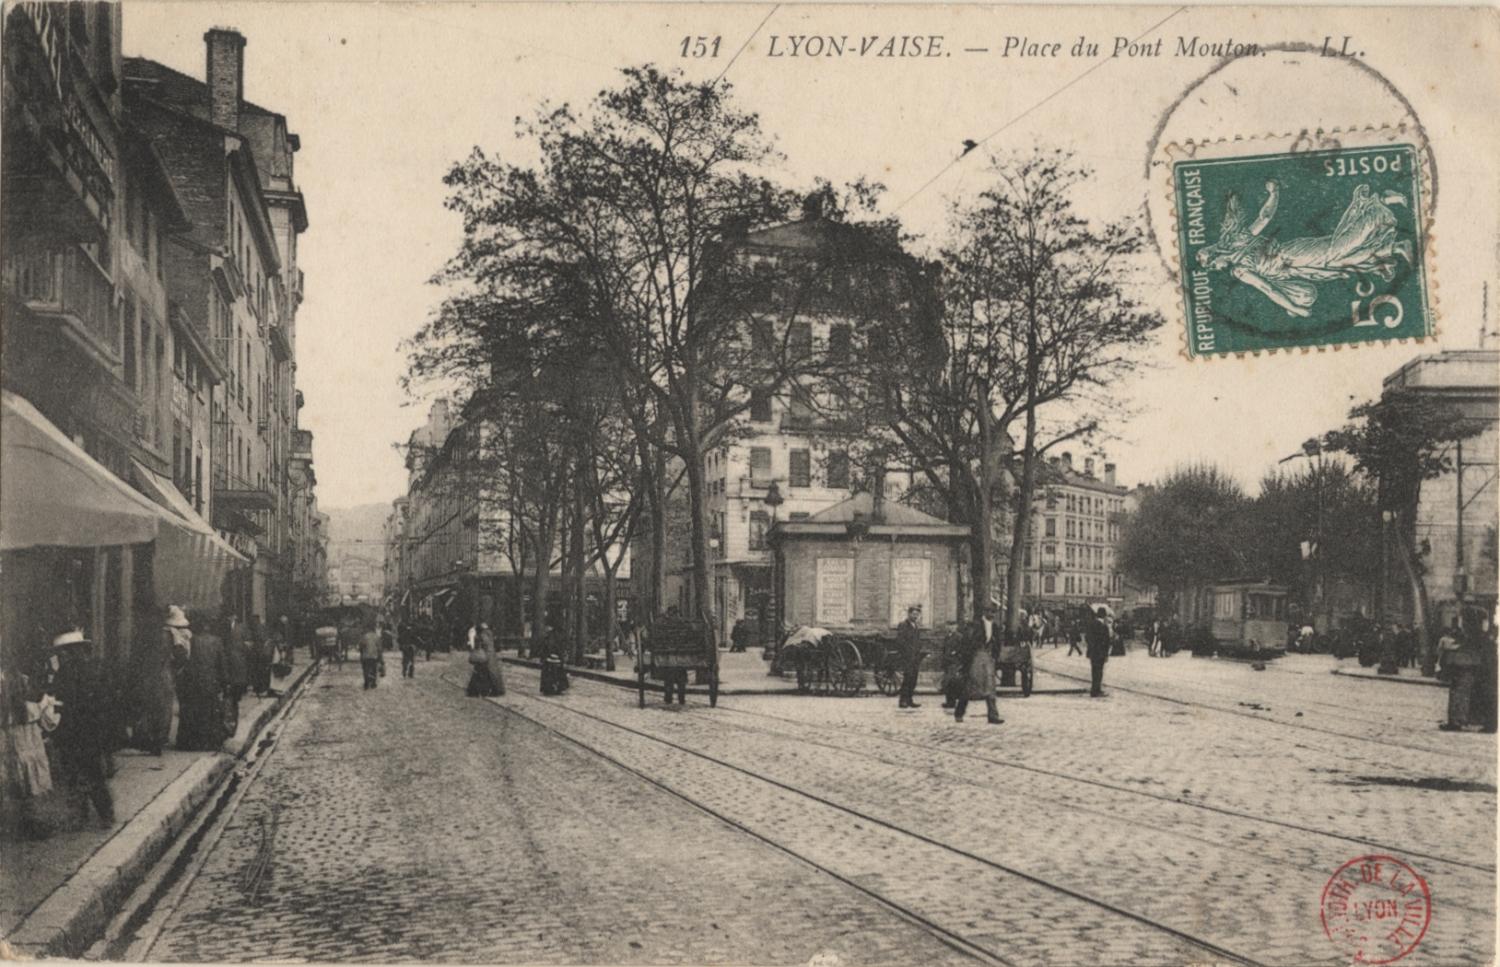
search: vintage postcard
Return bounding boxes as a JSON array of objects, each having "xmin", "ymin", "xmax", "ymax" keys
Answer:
[{"xmin": 1, "ymin": 3, "xmax": 1496, "ymax": 966}]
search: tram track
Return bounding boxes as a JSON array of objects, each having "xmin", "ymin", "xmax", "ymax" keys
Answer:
[
  {"xmin": 470, "ymin": 670, "xmax": 1272, "ymax": 967},
  {"xmin": 1031, "ymin": 661, "xmax": 1477, "ymax": 761},
  {"xmin": 711, "ymin": 700, "xmax": 1497, "ymax": 877},
  {"xmin": 90, "ymin": 662, "xmax": 321, "ymax": 961}
]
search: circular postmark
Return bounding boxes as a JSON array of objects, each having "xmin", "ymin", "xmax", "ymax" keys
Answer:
[{"xmin": 1320, "ymin": 855, "xmax": 1431, "ymax": 965}]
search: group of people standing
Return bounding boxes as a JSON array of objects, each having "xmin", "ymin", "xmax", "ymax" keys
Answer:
[
  {"xmin": 0, "ymin": 604, "xmax": 292, "ymax": 839},
  {"xmin": 889, "ymin": 603, "xmax": 1117, "ymax": 724}
]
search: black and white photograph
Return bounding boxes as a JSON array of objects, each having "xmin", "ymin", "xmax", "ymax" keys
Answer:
[{"xmin": 0, "ymin": 3, "xmax": 1496, "ymax": 964}]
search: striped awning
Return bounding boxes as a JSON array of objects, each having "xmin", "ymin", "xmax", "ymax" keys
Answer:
[{"xmin": 130, "ymin": 460, "xmax": 249, "ymax": 611}]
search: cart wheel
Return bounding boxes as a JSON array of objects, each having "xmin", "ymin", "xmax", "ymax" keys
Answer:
[
  {"xmin": 842, "ymin": 667, "xmax": 866, "ymax": 696},
  {"xmin": 874, "ymin": 665, "xmax": 901, "ymax": 696},
  {"xmin": 1021, "ymin": 664, "xmax": 1034, "ymax": 697}
]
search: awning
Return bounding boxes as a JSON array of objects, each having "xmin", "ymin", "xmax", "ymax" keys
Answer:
[
  {"xmin": 1, "ymin": 390, "xmax": 162, "ymax": 550},
  {"xmin": 130, "ymin": 460, "xmax": 249, "ymax": 611}
]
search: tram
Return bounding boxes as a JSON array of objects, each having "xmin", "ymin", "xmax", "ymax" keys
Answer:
[{"xmin": 1206, "ymin": 580, "xmax": 1290, "ymax": 660}]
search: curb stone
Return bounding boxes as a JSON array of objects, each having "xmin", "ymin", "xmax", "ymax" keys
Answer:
[
  {"xmin": 4, "ymin": 660, "xmax": 318, "ymax": 958},
  {"xmin": 1330, "ymin": 667, "xmax": 1447, "ymax": 689}
]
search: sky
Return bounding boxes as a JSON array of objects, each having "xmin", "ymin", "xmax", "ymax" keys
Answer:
[{"xmin": 125, "ymin": 2, "xmax": 1500, "ymax": 509}]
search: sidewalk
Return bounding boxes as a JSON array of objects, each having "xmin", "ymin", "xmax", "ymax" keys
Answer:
[
  {"xmin": 1330, "ymin": 663, "xmax": 1446, "ymax": 688},
  {"xmin": 0, "ymin": 660, "xmax": 317, "ymax": 958},
  {"xmin": 500, "ymin": 645, "xmax": 952, "ymax": 696}
]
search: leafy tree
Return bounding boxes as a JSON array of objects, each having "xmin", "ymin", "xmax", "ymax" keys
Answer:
[
  {"xmin": 1323, "ymin": 387, "xmax": 1483, "ymax": 665},
  {"xmin": 1118, "ymin": 465, "xmax": 1252, "ymax": 612},
  {"xmin": 848, "ymin": 149, "xmax": 1163, "ymax": 628},
  {"xmin": 1247, "ymin": 462, "xmax": 1380, "ymax": 613}
]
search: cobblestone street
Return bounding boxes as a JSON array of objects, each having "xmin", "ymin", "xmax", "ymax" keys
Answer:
[{"xmin": 131, "ymin": 650, "xmax": 1495, "ymax": 965}]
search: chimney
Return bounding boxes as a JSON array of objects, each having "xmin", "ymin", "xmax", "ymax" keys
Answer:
[
  {"xmin": 1084, "ymin": 457, "xmax": 1095, "ymax": 477},
  {"xmin": 1105, "ymin": 463, "xmax": 1117, "ymax": 486},
  {"xmin": 205, "ymin": 28, "xmax": 246, "ymax": 131},
  {"xmin": 871, "ymin": 467, "xmax": 887, "ymax": 523}
]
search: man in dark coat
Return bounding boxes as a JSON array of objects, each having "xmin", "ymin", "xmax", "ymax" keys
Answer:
[
  {"xmin": 896, "ymin": 605, "xmax": 924, "ymax": 709},
  {"xmin": 953, "ymin": 619, "xmax": 1002, "ymax": 724},
  {"xmin": 1085, "ymin": 607, "xmax": 1112, "ymax": 697},
  {"xmin": 223, "ymin": 613, "xmax": 249, "ymax": 731},
  {"xmin": 178, "ymin": 612, "xmax": 230, "ymax": 750},
  {"xmin": 47, "ymin": 630, "xmax": 116, "ymax": 827},
  {"xmin": 247, "ymin": 614, "xmax": 273, "ymax": 696}
]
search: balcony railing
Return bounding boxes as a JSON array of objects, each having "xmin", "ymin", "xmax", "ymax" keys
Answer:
[{"xmin": 7, "ymin": 246, "xmax": 118, "ymax": 361}]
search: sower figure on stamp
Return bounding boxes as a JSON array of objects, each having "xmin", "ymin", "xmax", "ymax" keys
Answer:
[
  {"xmin": 895, "ymin": 605, "xmax": 924, "ymax": 709},
  {"xmin": 1197, "ymin": 180, "xmax": 1413, "ymax": 318},
  {"xmin": 1085, "ymin": 606, "xmax": 1112, "ymax": 698}
]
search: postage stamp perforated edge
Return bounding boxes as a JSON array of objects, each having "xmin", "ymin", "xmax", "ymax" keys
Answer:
[{"xmin": 1160, "ymin": 125, "xmax": 1439, "ymax": 362}]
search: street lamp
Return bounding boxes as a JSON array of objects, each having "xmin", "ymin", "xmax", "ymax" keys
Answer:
[
  {"xmin": 764, "ymin": 480, "xmax": 784, "ymax": 669},
  {"xmin": 1281, "ymin": 438, "xmax": 1327, "ymax": 634}
]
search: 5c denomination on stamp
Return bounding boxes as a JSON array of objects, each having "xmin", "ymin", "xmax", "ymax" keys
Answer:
[
  {"xmin": 1170, "ymin": 135, "xmax": 1431, "ymax": 358},
  {"xmin": 1320, "ymin": 855, "xmax": 1432, "ymax": 965}
]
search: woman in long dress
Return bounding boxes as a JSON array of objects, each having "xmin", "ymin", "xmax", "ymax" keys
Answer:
[
  {"xmin": 1197, "ymin": 180, "xmax": 1413, "ymax": 317},
  {"xmin": 136, "ymin": 606, "xmax": 187, "ymax": 755}
]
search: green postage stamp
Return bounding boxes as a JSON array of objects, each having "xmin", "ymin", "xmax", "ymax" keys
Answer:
[{"xmin": 1170, "ymin": 138, "xmax": 1432, "ymax": 358}]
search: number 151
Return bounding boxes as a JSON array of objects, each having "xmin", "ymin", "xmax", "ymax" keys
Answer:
[{"xmin": 680, "ymin": 35, "xmax": 722, "ymax": 58}]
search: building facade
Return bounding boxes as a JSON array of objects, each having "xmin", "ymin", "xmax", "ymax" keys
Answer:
[
  {"xmin": 1019, "ymin": 452, "xmax": 1130, "ymax": 613},
  {"xmin": 1383, "ymin": 349, "xmax": 1499, "ymax": 623},
  {"xmin": 124, "ymin": 27, "xmax": 314, "ymax": 621}
]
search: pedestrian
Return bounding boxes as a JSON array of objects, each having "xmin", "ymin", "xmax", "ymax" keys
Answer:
[
  {"xmin": 421, "ymin": 616, "xmax": 435, "ymax": 661},
  {"xmin": 359, "ymin": 620, "xmax": 383, "ymax": 690},
  {"xmin": 540, "ymin": 624, "xmax": 574, "ymax": 698},
  {"xmin": 895, "ymin": 605, "xmax": 925, "ymax": 709},
  {"xmin": 247, "ymin": 614, "xmax": 274, "ymax": 697},
  {"xmin": 1148, "ymin": 619, "xmax": 1163, "ymax": 658},
  {"xmin": 939, "ymin": 625, "xmax": 966, "ymax": 710},
  {"xmin": 399, "ymin": 620, "xmax": 417, "ymax": 678},
  {"xmin": 954, "ymin": 613, "xmax": 1003, "ymax": 725},
  {"xmin": 1, "ymin": 661, "xmax": 55, "ymax": 840},
  {"xmin": 1441, "ymin": 616, "xmax": 1478, "ymax": 730},
  {"xmin": 177, "ymin": 611, "xmax": 230, "ymax": 750},
  {"xmin": 1477, "ymin": 616, "xmax": 1498, "ymax": 734},
  {"xmin": 730, "ymin": 611, "xmax": 756, "ymax": 652},
  {"xmin": 46, "ymin": 630, "xmax": 116, "ymax": 828},
  {"xmin": 275, "ymin": 615, "xmax": 294, "ymax": 668},
  {"xmin": 480, "ymin": 622, "xmax": 505, "ymax": 695},
  {"xmin": 1085, "ymin": 606, "xmax": 1112, "ymax": 697},
  {"xmin": 223, "ymin": 612, "xmax": 249, "ymax": 729},
  {"xmin": 1066, "ymin": 614, "xmax": 1084, "ymax": 657},
  {"xmin": 135, "ymin": 605, "xmax": 187, "ymax": 755}
]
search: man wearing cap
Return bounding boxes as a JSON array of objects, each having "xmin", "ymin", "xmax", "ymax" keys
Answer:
[
  {"xmin": 47, "ymin": 630, "xmax": 116, "ymax": 828},
  {"xmin": 896, "ymin": 605, "xmax": 925, "ymax": 709}
]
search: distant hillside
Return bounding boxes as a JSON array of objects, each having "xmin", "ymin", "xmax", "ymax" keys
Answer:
[{"xmin": 324, "ymin": 502, "xmax": 390, "ymax": 564}]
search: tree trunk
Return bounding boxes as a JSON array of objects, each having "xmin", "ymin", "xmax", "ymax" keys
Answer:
[
  {"xmin": 642, "ymin": 439, "xmax": 668, "ymax": 618},
  {"xmin": 529, "ymin": 499, "xmax": 559, "ymax": 655},
  {"xmin": 1392, "ymin": 519, "xmax": 1433, "ymax": 672},
  {"xmin": 975, "ymin": 380, "xmax": 995, "ymax": 622},
  {"xmin": 1004, "ymin": 314, "xmax": 1042, "ymax": 642},
  {"xmin": 603, "ymin": 562, "xmax": 618, "ymax": 672},
  {"xmin": 571, "ymin": 461, "xmax": 587, "ymax": 663}
]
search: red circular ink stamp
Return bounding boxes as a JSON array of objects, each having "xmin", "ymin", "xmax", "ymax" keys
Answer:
[{"xmin": 1320, "ymin": 855, "xmax": 1431, "ymax": 964}]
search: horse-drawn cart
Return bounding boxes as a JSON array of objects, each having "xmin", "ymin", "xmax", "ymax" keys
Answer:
[{"xmin": 638, "ymin": 616, "xmax": 719, "ymax": 708}]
